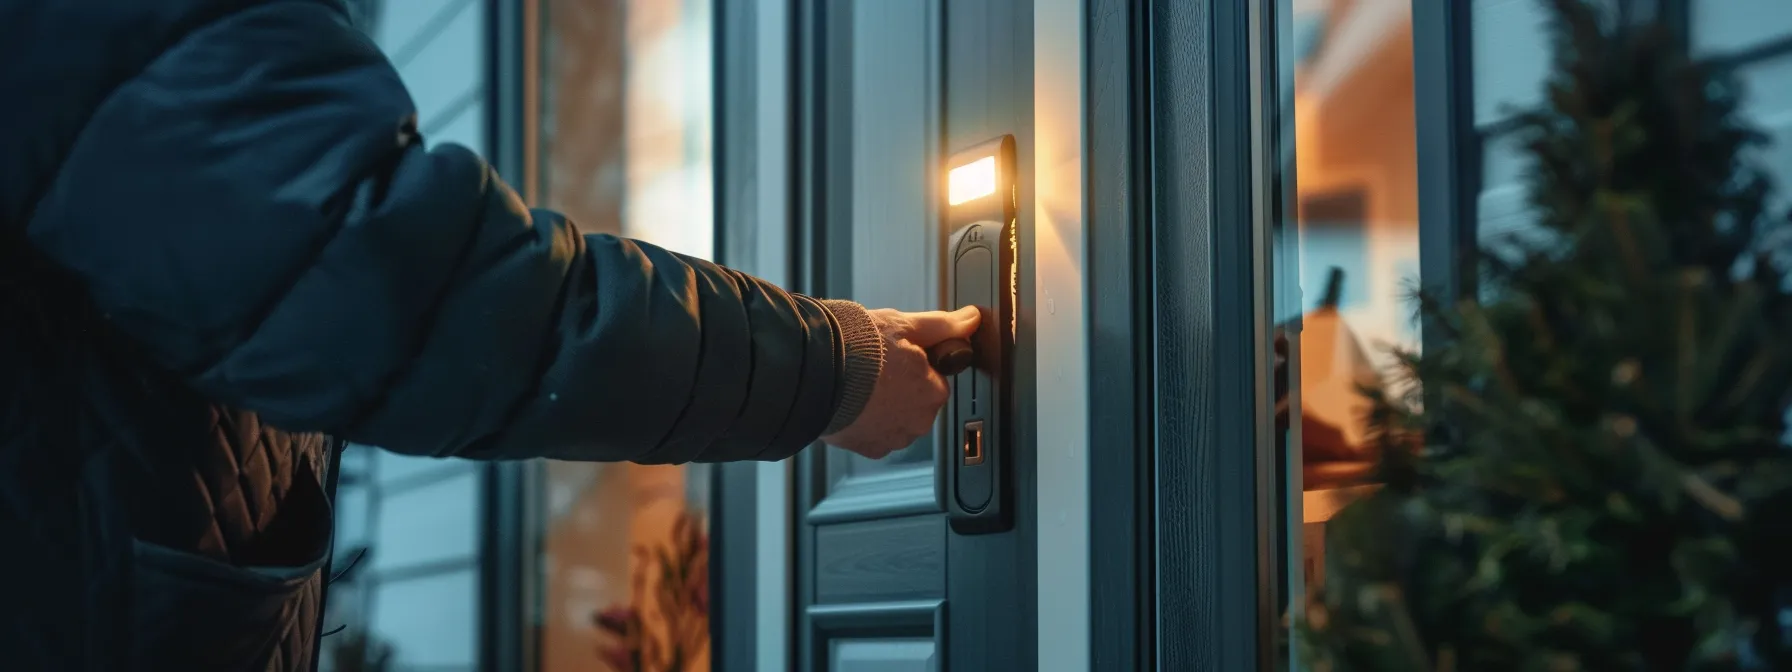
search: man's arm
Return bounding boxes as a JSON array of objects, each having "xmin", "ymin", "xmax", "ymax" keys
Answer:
[{"xmin": 24, "ymin": 1, "xmax": 885, "ymax": 463}]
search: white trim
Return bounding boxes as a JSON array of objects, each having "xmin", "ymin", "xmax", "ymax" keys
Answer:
[
  {"xmin": 1034, "ymin": 0, "xmax": 1091, "ymax": 669},
  {"xmin": 753, "ymin": 0, "xmax": 793, "ymax": 670}
]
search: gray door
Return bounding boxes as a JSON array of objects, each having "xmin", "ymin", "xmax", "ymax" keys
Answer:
[{"xmin": 790, "ymin": 0, "xmax": 1037, "ymax": 670}]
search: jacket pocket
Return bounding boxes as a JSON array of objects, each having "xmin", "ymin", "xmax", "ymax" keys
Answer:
[{"xmin": 127, "ymin": 460, "xmax": 334, "ymax": 671}]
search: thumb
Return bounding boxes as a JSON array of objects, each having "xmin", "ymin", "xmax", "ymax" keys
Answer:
[{"xmin": 905, "ymin": 306, "xmax": 982, "ymax": 346}]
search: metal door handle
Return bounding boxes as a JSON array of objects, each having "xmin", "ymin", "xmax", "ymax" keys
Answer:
[{"xmin": 928, "ymin": 339, "xmax": 975, "ymax": 376}]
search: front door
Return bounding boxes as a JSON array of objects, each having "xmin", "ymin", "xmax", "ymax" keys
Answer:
[{"xmin": 788, "ymin": 0, "xmax": 1038, "ymax": 669}]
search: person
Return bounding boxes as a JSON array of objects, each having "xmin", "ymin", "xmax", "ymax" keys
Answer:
[{"xmin": 0, "ymin": 1, "xmax": 979, "ymax": 669}]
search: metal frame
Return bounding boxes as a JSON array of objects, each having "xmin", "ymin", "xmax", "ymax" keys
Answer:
[
  {"xmin": 1117, "ymin": 0, "xmax": 1489, "ymax": 668},
  {"xmin": 709, "ymin": 0, "xmax": 796, "ymax": 668},
  {"xmin": 1413, "ymin": 0, "xmax": 1481, "ymax": 311},
  {"xmin": 480, "ymin": 1, "xmax": 539, "ymax": 672},
  {"xmin": 1125, "ymin": 0, "xmax": 1490, "ymax": 670},
  {"xmin": 1142, "ymin": 0, "xmax": 1269, "ymax": 668},
  {"xmin": 1084, "ymin": 0, "xmax": 1157, "ymax": 668},
  {"xmin": 791, "ymin": 2, "xmax": 825, "ymax": 666},
  {"xmin": 708, "ymin": 459, "xmax": 765, "ymax": 672}
]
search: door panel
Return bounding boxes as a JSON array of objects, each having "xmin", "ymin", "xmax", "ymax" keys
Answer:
[
  {"xmin": 812, "ymin": 601, "xmax": 947, "ymax": 672},
  {"xmin": 838, "ymin": 0, "xmax": 941, "ymax": 476},
  {"xmin": 806, "ymin": 0, "xmax": 942, "ymax": 510},
  {"xmin": 805, "ymin": 0, "xmax": 944, "ymax": 530},
  {"xmin": 798, "ymin": 1, "xmax": 950, "ymax": 669},
  {"xmin": 794, "ymin": 0, "xmax": 1034, "ymax": 669},
  {"xmin": 814, "ymin": 516, "xmax": 945, "ymax": 603},
  {"xmin": 832, "ymin": 639, "xmax": 937, "ymax": 671}
]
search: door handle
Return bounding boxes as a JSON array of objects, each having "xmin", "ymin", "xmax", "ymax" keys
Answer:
[
  {"xmin": 936, "ymin": 135, "xmax": 1016, "ymax": 536},
  {"xmin": 928, "ymin": 339, "xmax": 975, "ymax": 376}
]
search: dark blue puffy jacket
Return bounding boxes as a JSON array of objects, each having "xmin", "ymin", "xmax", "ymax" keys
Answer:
[{"xmin": 0, "ymin": 1, "xmax": 882, "ymax": 669}]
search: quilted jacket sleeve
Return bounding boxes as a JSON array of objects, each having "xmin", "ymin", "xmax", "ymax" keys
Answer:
[{"xmin": 22, "ymin": 1, "xmax": 885, "ymax": 463}]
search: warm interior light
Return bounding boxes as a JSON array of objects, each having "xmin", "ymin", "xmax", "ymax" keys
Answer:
[{"xmin": 948, "ymin": 156, "xmax": 998, "ymax": 205}]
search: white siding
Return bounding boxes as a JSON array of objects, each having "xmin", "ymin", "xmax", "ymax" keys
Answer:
[
  {"xmin": 372, "ymin": 0, "xmax": 467, "ymax": 58},
  {"xmin": 1693, "ymin": 2, "xmax": 1792, "ymax": 210},
  {"xmin": 1471, "ymin": 0, "xmax": 1553, "ymax": 128},
  {"xmin": 376, "ymin": 448, "xmax": 475, "ymax": 487},
  {"xmin": 380, "ymin": 0, "xmax": 487, "ymax": 148},
  {"xmin": 371, "ymin": 470, "xmax": 483, "ymax": 572},
  {"xmin": 1473, "ymin": 1, "xmax": 1792, "ymax": 241},
  {"xmin": 1734, "ymin": 52, "xmax": 1792, "ymax": 209},
  {"xmin": 1470, "ymin": 0, "xmax": 1552, "ymax": 244},
  {"xmin": 369, "ymin": 569, "xmax": 482, "ymax": 669},
  {"xmin": 431, "ymin": 103, "xmax": 488, "ymax": 157},
  {"xmin": 1691, "ymin": 0, "xmax": 1792, "ymax": 56}
]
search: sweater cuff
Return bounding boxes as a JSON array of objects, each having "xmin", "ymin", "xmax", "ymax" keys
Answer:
[{"xmin": 818, "ymin": 300, "xmax": 885, "ymax": 435}]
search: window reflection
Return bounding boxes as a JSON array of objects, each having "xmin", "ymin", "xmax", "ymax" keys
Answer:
[
  {"xmin": 536, "ymin": 0, "xmax": 714, "ymax": 670},
  {"xmin": 1273, "ymin": 0, "xmax": 1421, "ymax": 663}
]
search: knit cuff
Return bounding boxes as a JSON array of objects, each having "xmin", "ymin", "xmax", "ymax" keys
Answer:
[{"xmin": 818, "ymin": 300, "xmax": 885, "ymax": 435}]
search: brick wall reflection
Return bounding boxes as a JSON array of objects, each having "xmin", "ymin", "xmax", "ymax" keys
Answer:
[{"xmin": 541, "ymin": 0, "xmax": 626, "ymax": 236}]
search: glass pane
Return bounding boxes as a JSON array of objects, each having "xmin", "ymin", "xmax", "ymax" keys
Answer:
[
  {"xmin": 1270, "ymin": 0, "xmax": 1422, "ymax": 665},
  {"xmin": 327, "ymin": 4, "xmax": 488, "ymax": 667},
  {"xmin": 536, "ymin": 0, "xmax": 714, "ymax": 670}
]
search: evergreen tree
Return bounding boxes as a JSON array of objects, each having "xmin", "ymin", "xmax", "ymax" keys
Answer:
[{"xmin": 1302, "ymin": 1, "xmax": 1792, "ymax": 669}]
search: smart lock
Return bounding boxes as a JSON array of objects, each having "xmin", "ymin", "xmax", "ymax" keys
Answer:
[{"xmin": 937, "ymin": 135, "xmax": 1016, "ymax": 536}]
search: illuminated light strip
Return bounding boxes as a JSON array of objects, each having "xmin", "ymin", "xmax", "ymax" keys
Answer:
[
  {"xmin": 1009, "ymin": 211, "xmax": 1019, "ymax": 343},
  {"xmin": 948, "ymin": 156, "xmax": 998, "ymax": 205}
]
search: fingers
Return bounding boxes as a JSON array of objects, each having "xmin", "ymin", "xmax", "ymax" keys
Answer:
[
  {"xmin": 903, "ymin": 305, "xmax": 982, "ymax": 346},
  {"xmin": 925, "ymin": 366, "xmax": 950, "ymax": 406}
]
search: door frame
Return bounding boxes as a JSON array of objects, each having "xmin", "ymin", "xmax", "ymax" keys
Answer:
[
  {"xmin": 1083, "ymin": 0, "xmax": 1483, "ymax": 670},
  {"xmin": 482, "ymin": 1, "xmax": 539, "ymax": 671},
  {"xmin": 711, "ymin": 0, "xmax": 798, "ymax": 669},
  {"xmin": 1082, "ymin": 0, "xmax": 1273, "ymax": 667},
  {"xmin": 1141, "ymin": 0, "xmax": 1275, "ymax": 668},
  {"xmin": 1083, "ymin": 0, "xmax": 1158, "ymax": 668}
]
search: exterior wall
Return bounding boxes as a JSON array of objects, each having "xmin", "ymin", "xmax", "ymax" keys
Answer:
[
  {"xmin": 329, "ymin": 1, "xmax": 489, "ymax": 670},
  {"xmin": 1470, "ymin": 0, "xmax": 1555, "ymax": 245},
  {"xmin": 1472, "ymin": 0, "xmax": 1792, "ymax": 242},
  {"xmin": 1692, "ymin": 0, "xmax": 1792, "ymax": 209}
]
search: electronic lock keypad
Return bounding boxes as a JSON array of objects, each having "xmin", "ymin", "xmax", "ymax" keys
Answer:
[{"xmin": 939, "ymin": 135, "xmax": 1017, "ymax": 536}]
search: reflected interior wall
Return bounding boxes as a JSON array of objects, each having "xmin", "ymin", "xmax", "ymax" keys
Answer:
[{"xmin": 536, "ymin": 0, "xmax": 714, "ymax": 669}]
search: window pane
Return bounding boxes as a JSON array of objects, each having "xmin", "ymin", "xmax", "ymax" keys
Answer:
[
  {"xmin": 1271, "ymin": 0, "xmax": 1422, "ymax": 664},
  {"xmin": 327, "ymin": 3, "xmax": 489, "ymax": 667},
  {"xmin": 536, "ymin": 1, "xmax": 715, "ymax": 670}
]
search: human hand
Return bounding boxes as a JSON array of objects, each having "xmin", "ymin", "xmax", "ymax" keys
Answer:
[{"xmin": 823, "ymin": 306, "xmax": 982, "ymax": 459}]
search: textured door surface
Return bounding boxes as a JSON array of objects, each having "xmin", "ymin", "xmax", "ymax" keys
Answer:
[{"xmin": 792, "ymin": 0, "xmax": 1036, "ymax": 670}]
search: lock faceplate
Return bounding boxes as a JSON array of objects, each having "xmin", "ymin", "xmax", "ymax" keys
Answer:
[{"xmin": 939, "ymin": 135, "xmax": 1016, "ymax": 536}]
